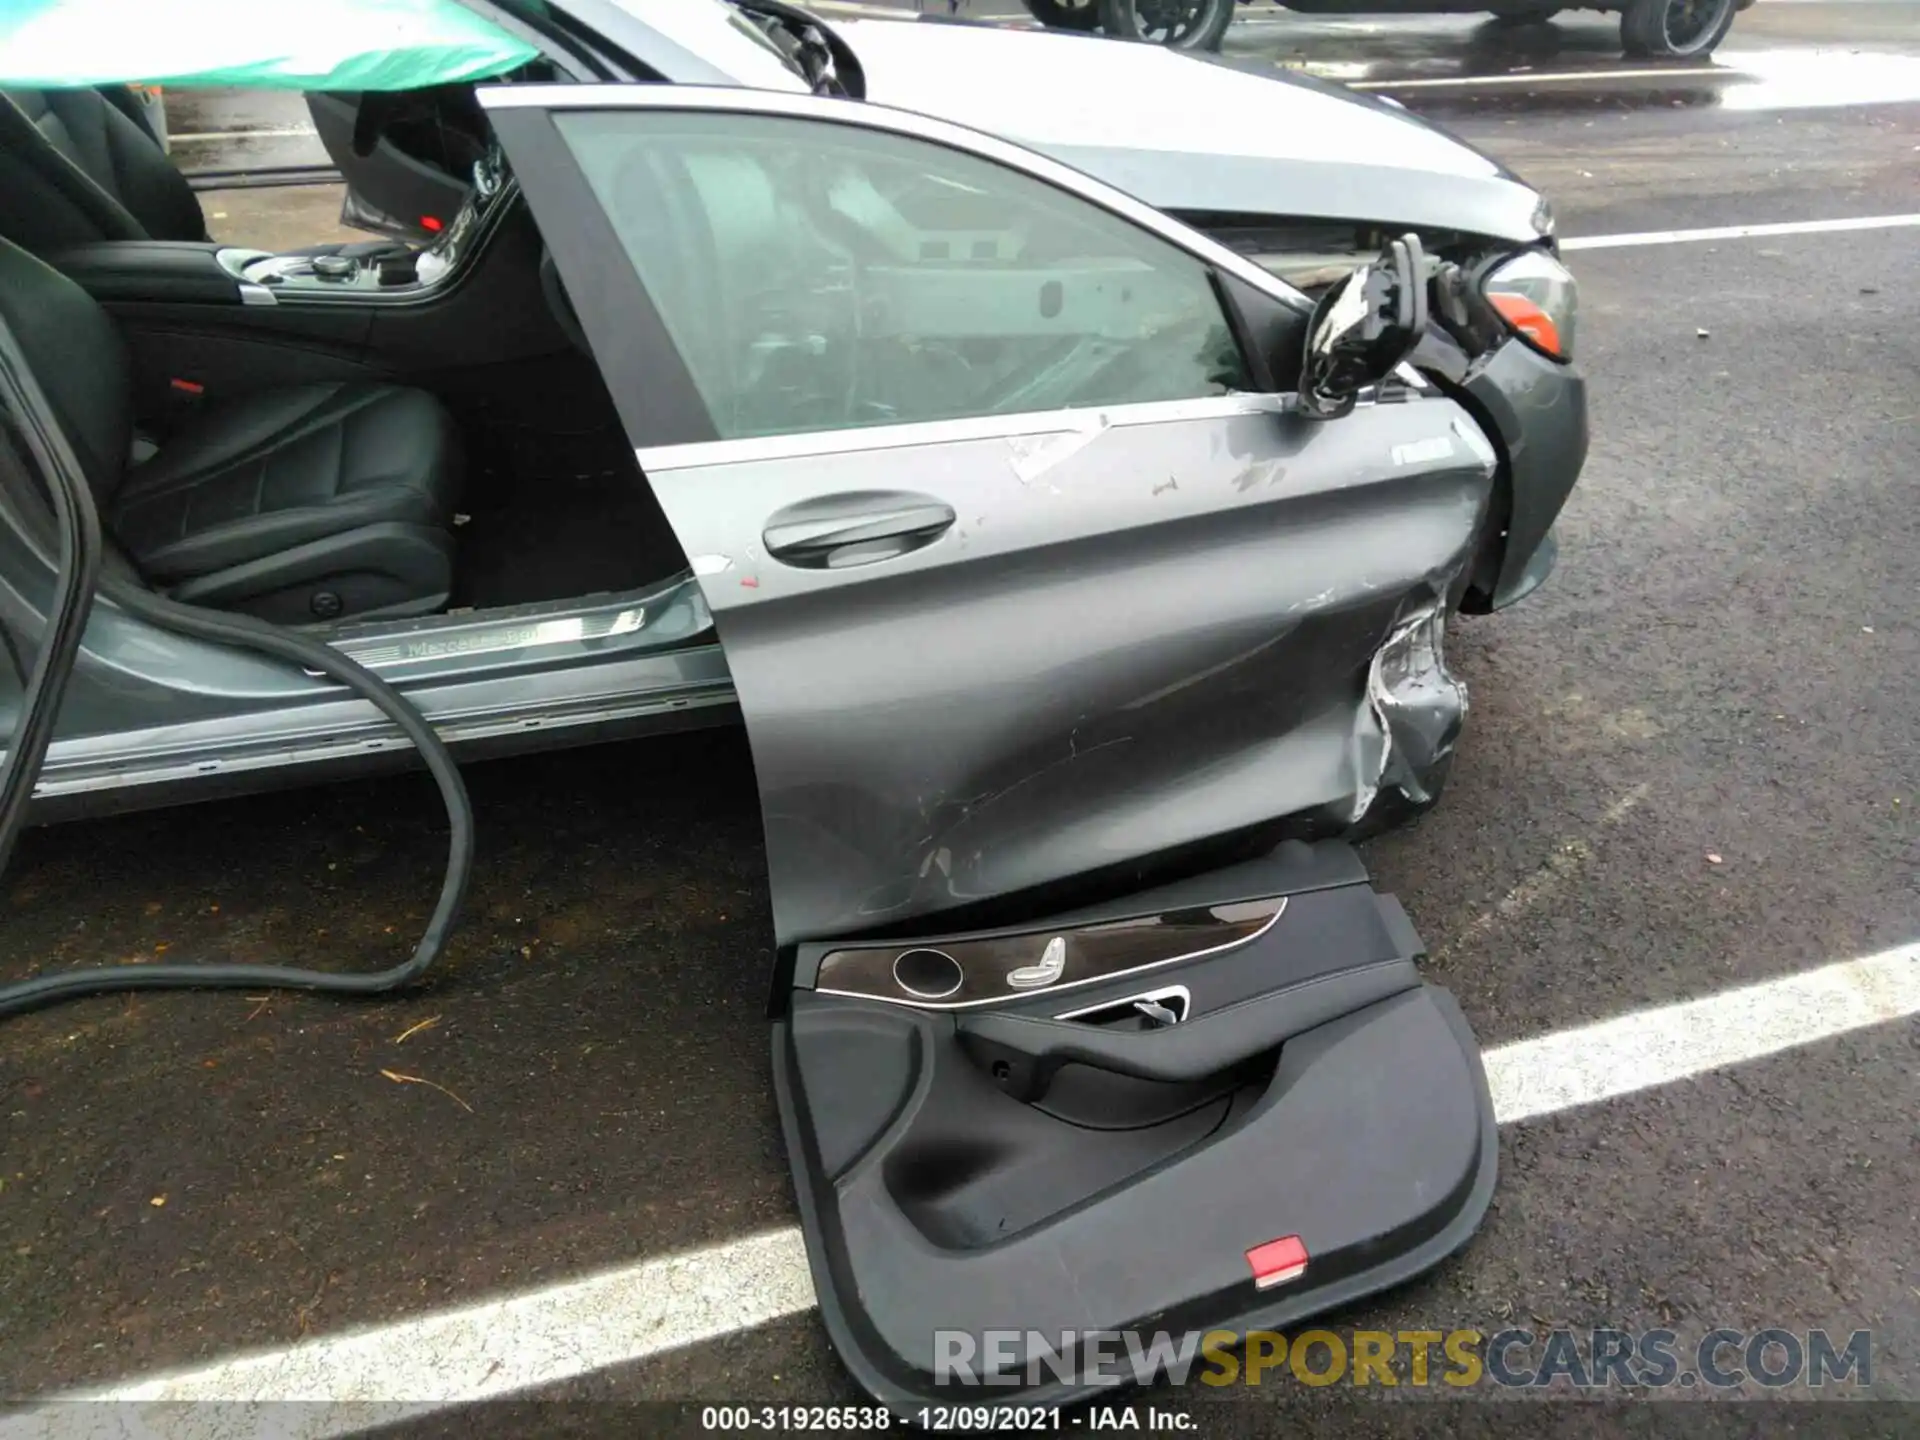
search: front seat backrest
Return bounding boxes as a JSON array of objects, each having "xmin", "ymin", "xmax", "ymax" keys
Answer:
[
  {"xmin": 0, "ymin": 237, "xmax": 132, "ymax": 506},
  {"xmin": 0, "ymin": 87, "xmax": 207, "ymax": 255}
]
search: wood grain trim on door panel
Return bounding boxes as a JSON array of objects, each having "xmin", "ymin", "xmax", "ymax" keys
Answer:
[{"xmin": 813, "ymin": 898, "xmax": 1286, "ymax": 1011}]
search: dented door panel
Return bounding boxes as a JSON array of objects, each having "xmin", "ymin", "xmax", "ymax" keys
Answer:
[{"xmin": 643, "ymin": 395, "xmax": 1496, "ymax": 948}]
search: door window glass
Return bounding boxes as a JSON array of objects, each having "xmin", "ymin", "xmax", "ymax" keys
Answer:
[{"xmin": 554, "ymin": 109, "xmax": 1248, "ymax": 440}]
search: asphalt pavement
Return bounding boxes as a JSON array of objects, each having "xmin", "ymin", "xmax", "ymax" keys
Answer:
[{"xmin": 3, "ymin": 0, "xmax": 1918, "ymax": 1429}]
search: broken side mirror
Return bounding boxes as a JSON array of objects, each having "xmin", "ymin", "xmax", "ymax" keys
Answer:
[{"xmin": 1299, "ymin": 233, "xmax": 1429, "ymax": 421}]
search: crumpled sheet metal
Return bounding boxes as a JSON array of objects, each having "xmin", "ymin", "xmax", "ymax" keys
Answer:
[{"xmin": 1346, "ymin": 591, "xmax": 1469, "ymax": 832}]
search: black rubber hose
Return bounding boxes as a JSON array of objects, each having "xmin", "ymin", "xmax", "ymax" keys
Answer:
[{"xmin": 0, "ymin": 337, "xmax": 473, "ymax": 1022}]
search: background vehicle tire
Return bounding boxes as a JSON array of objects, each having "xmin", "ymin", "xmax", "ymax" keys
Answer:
[
  {"xmin": 1620, "ymin": 0, "xmax": 1736, "ymax": 57},
  {"xmin": 1099, "ymin": 0, "xmax": 1237, "ymax": 52},
  {"xmin": 1022, "ymin": 0, "xmax": 1102, "ymax": 30}
]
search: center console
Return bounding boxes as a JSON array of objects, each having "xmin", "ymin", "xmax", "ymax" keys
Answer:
[
  {"xmin": 51, "ymin": 141, "xmax": 516, "ymax": 312},
  {"xmin": 44, "ymin": 138, "xmax": 575, "ymax": 429},
  {"xmin": 221, "ymin": 139, "xmax": 513, "ymax": 305}
]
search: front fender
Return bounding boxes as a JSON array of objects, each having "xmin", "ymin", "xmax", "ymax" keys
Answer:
[{"xmin": 1460, "ymin": 337, "xmax": 1588, "ymax": 610}]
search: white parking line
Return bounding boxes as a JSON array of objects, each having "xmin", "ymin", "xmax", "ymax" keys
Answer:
[
  {"xmin": 811, "ymin": 1, "xmax": 1041, "ymax": 17},
  {"xmin": 1483, "ymin": 941, "xmax": 1920, "ymax": 1123},
  {"xmin": 54, "ymin": 1229, "xmax": 816, "ymax": 1423},
  {"xmin": 1349, "ymin": 66, "xmax": 1725, "ymax": 91},
  {"xmin": 810, "ymin": 0, "xmax": 931, "ymax": 16},
  {"xmin": 1432, "ymin": 783, "xmax": 1648, "ymax": 964},
  {"xmin": 168, "ymin": 128, "xmax": 320, "ymax": 144},
  {"xmin": 7, "ymin": 940, "xmax": 1912, "ymax": 1433},
  {"xmin": 1564, "ymin": 212, "xmax": 1920, "ymax": 251}
]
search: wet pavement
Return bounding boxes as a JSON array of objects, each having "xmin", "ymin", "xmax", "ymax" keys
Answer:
[
  {"xmin": 158, "ymin": 88, "xmax": 356, "ymax": 250},
  {"xmin": 4, "ymin": 0, "xmax": 1920, "ymax": 1423},
  {"xmin": 162, "ymin": 87, "xmax": 331, "ymax": 173}
]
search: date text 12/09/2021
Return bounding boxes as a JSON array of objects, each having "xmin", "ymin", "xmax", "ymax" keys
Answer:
[
  {"xmin": 695, "ymin": 1326, "xmax": 1872, "ymax": 1428},
  {"xmin": 700, "ymin": 1406, "xmax": 1189, "ymax": 1431}
]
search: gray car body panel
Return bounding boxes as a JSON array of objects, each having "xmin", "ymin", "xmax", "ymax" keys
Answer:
[
  {"xmin": 1, "ymin": 556, "xmax": 733, "ymax": 811},
  {"xmin": 486, "ymin": 82, "xmax": 1501, "ymax": 947},
  {"xmin": 643, "ymin": 399, "xmax": 1494, "ymax": 947},
  {"xmin": 547, "ymin": 0, "xmax": 815, "ymax": 90},
  {"xmin": 3, "ymin": 0, "xmax": 1580, "ymax": 954},
  {"xmin": 1462, "ymin": 340, "xmax": 1589, "ymax": 608},
  {"xmin": 833, "ymin": 19, "xmax": 1551, "ymax": 244},
  {"xmin": 584, "ymin": 4, "xmax": 1550, "ymax": 244}
]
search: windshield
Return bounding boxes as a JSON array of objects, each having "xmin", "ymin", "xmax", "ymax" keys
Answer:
[
  {"xmin": 0, "ymin": 0, "xmax": 539, "ymax": 89},
  {"xmin": 587, "ymin": 0, "xmax": 811, "ymax": 92},
  {"xmin": 725, "ymin": 1, "xmax": 856, "ymax": 94},
  {"xmin": 591, "ymin": 0, "xmax": 857, "ymax": 94},
  {"xmin": 726, "ymin": 8, "xmax": 811, "ymax": 76}
]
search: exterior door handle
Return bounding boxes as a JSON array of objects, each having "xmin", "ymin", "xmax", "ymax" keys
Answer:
[{"xmin": 762, "ymin": 492, "xmax": 956, "ymax": 570}]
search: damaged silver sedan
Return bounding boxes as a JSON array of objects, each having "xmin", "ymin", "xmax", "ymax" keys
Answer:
[
  {"xmin": 8, "ymin": 11, "xmax": 1588, "ymax": 936},
  {"xmin": 0, "ymin": 0, "xmax": 1586, "ymax": 1412}
]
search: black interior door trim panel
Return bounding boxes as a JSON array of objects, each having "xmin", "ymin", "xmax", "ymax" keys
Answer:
[{"xmin": 774, "ymin": 839, "xmax": 1498, "ymax": 1413}]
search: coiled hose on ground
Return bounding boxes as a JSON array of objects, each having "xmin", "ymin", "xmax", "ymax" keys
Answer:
[{"xmin": 0, "ymin": 323, "xmax": 474, "ymax": 1022}]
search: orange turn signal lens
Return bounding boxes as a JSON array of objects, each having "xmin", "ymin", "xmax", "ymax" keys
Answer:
[
  {"xmin": 1482, "ymin": 250, "xmax": 1577, "ymax": 360},
  {"xmin": 1487, "ymin": 292, "xmax": 1564, "ymax": 358}
]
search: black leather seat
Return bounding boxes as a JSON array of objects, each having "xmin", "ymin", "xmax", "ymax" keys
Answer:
[
  {"xmin": 0, "ymin": 86, "xmax": 407, "ymax": 262},
  {"xmin": 0, "ymin": 236, "xmax": 461, "ymax": 622},
  {"xmin": 0, "ymin": 86, "xmax": 211, "ymax": 252}
]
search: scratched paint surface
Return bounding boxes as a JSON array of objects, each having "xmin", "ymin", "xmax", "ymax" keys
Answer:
[{"xmin": 645, "ymin": 397, "xmax": 1496, "ymax": 945}]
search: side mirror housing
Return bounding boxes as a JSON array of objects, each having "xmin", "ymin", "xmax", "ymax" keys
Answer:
[{"xmin": 1298, "ymin": 233, "xmax": 1429, "ymax": 420}]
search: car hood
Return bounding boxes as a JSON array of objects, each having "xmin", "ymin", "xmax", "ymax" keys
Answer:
[{"xmin": 837, "ymin": 19, "xmax": 1548, "ymax": 244}]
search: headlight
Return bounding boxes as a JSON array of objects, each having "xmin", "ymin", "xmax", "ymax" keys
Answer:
[{"xmin": 1483, "ymin": 250, "xmax": 1577, "ymax": 361}]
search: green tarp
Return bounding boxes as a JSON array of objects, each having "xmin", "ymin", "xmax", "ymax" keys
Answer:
[{"xmin": 0, "ymin": 0, "xmax": 541, "ymax": 89}]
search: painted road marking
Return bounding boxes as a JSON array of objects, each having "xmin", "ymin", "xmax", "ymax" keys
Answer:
[
  {"xmin": 169, "ymin": 128, "xmax": 321, "ymax": 144},
  {"xmin": 811, "ymin": 0, "xmax": 943, "ymax": 16},
  {"xmin": 41, "ymin": 1228, "xmax": 815, "ymax": 1420},
  {"xmin": 8, "ymin": 940, "xmax": 1914, "ymax": 1432},
  {"xmin": 1484, "ymin": 941, "xmax": 1920, "ymax": 1124},
  {"xmin": 1349, "ymin": 66, "xmax": 1727, "ymax": 90},
  {"xmin": 1565, "ymin": 213, "xmax": 1920, "ymax": 251},
  {"xmin": 812, "ymin": 1, "xmax": 1041, "ymax": 17},
  {"xmin": 1433, "ymin": 783, "xmax": 1648, "ymax": 964}
]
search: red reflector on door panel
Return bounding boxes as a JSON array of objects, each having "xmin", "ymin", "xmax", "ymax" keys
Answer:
[
  {"xmin": 420, "ymin": 215, "xmax": 444, "ymax": 233},
  {"xmin": 169, "ymin": 378, "xmax": 204, "ymax": 395},
  {"xmin": 1246, "ymin": 1235, "xmax": 1308, "ymax": 1290}
]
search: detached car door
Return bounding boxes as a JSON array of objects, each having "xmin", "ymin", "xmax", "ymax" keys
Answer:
[{"xmin": 487, "ymin": 83, "xmax": 1499, "ymax": 1410}]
